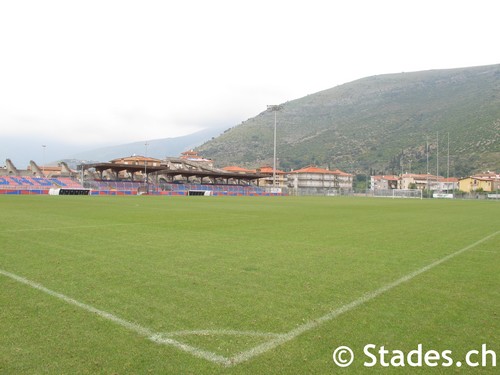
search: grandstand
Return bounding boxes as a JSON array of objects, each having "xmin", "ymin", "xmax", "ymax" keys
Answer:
[
  {"xmin": 84, "ymin": 180, "xmax": 270, "ymax": 196},
  {"xmin": 81, "ymin": 156, "xmax": 281, "ymax": 196},
  {"xmin": 1, "ymin": 156, "xmax": 282, "ymax": 196},
  {"xmin": 0, "ymin": 174, "xmax": 272, "ymax": 197},
  {"xmin": 0, "ymin": 176, "xmax": 85, "ymax": 195}
]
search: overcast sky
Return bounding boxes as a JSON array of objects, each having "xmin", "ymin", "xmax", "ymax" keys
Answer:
[{"xmin": 1, "ymin": 0, "xmax": 499, "ymax": 164}]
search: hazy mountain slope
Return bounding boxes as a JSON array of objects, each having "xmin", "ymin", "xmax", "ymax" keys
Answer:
[
  {"xmin": 197, "ymin": 64, "xmax": 500, "ymax": 176},
  {"xmin": 65, "ymin": 127, "xmax": 226, "ymax": 165}
]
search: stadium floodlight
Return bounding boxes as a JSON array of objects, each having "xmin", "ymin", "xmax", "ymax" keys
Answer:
[
  {"xmin": 447, "ymin": 132, "xmax": 450, "ymax": 180},
  {"xmin": 266, "ymin": 105, "xmax": 283, "ymax": 188},
  {"xmin": 144, "ymin": 141, "xmax": 149, "ymax": 186},
  {"xmin": 436, "ymin": 131, "xmax": 439, "ymax": 184},
  {"xmin": 42, "ymin": 145, "xmax": 46, "ymax": 176},
  {"xmin": 81, "ymin": 161, "xmax": 85, "ymax": 187}
]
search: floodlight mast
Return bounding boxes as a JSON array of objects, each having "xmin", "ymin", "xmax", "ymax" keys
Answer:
[
  {"xmin": 267, "ymin": 105, "xmax": 283, "ymax": 188},
  {"xmin": 41, "ymin": 145, "xmax": 46, "ymax": 176},
  {"xmin": 144, "ymin": 141, "xmax": 149, "ymax": 187}
]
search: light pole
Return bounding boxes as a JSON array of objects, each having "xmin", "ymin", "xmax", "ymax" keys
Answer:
[
  {"xmin": 42, "ymin": 145, "xmax": 46, "ymax": 177},
  {"xmin": 426, "ymin": 135, "xmax": 429, "ymax": 196},
  {"xmin": 144, "ymin": 141, "xmax": 149, "ymax": 186},
  {"xmin": 267, "ymin": 104, "xmax": 283, "ymax": 188},
  {"xmin": 81, "ymin": 162, "xmax": 85, "ymax": 187}
]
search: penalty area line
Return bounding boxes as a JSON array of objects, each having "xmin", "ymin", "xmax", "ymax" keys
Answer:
[
  {"xmin": 1, "ymin": 230, "xmax": 498, "ymax": 367},
  {"xmin": 0, "ymin": 269, "xmax": 231, "ymax": 366},
  {"xmin": 226, "ymin": 229, "xmax": 500, "ymax": 366},
  {"xmin": 2, "ymin": 223, "xmax": 143, "ymax": 233}
]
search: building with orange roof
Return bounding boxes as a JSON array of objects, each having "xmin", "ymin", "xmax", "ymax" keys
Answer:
[
  {"xmin": 438, "ymin": 177, "xmax": 459, "ymax": 192},
  {"xmin": 458, "ymin": 172, "xmax": 499, "ymax": 192},
  {"xmin": 110, "ymin": 155, "xmax": 162, "ymax": 167},
  {"xmin": 108, "ymin": 155, "xmax": 162, "ymax": 180},
  {"xmin": 400, "ymin": 173, "xmax": 441, "ymax": 190},
  {"xmin": 256, "ymin": 165, "xmax": 285, "ymax": 175},
  {"xmin": 221, "ymin": 165, "xmax": 288, "ymax": 190},
  {"xmin": 180, "ymin": 150, "xmax": 213, "ymax": 168},
  {"xmin": 370, "ymin": 175, "xmax": 399, "ymax": 190},
  {"xmin": 372, "ymin": 172, "xmax": 459, "ymax": 193},
  {"xmin": 222, "ymin": 166, "xmax": 256, "ymax": 174},
  {"xmin": 256, "ymin": 165, "xmax": 287, "ymax": 189},
  {"xmin": 287, "ymin": 165, "xmax": 353, "ymax": 195}
]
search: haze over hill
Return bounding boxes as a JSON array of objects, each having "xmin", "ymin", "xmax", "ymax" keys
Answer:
[
  {"xmin": 63, "ymin": 127, "xmax": 226, "ymax": 167},
  {"xmin": 196, "ymin": 64, "xmax": 500, "ymax": 177},
  {"xmin": 1, "ymin": 127, "xmax": 225, "ymax": 169}
]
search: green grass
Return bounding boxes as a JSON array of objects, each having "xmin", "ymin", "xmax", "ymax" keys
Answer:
[{"xmin": 0, "ymin": 196, "xmax": 498, "ymax": 374}]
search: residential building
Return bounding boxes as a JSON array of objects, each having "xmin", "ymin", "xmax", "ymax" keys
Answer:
[
  {"xmin": 287, "ymin": 165, "xmax": 353, "ymax": 196},
  {"xmin": 458, "ymin": 172, "xmax": 500, "ymax": 192},
  {"xmin": 438, "ymin": 177, "xmax": 459, "ymax": 192},
  {"xmin": 256, "ymin": 165, "xmax": 287, "ymax": 189},
  {"xmin": 400, "ymin": 173, "xmax": 441, "ymax": 190},
  {"xmin": 180, "ymin": 150, "xmax": 214, "ymax": 168},
  {"xmin": 222, "ymin": 165, "xmax": 288, "ymax": 189},
  {"xmin": 222, "ymin": 166, "xmax": 255, "ymax": 174},
  {"xmin": 370, "ymin": 175, "xmax": 399, "ymax": 190}
]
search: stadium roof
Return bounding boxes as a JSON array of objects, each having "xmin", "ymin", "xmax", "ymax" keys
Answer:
[
  {"xmin": 222, "ymin": 166, "xmax": 256, "ymax": 174},
  {"xmin": 80, "ymin": 162, "xmax": 265, "ymax": 182}
]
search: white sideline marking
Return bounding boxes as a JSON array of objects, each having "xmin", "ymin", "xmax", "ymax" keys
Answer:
[
  {"xmin": 0, "ymin": 269, "xmax": 230, "ymax": 365},
  {"xmin": 162, "ymin": 329, "xmax": 284, "ymax": 338},
  {"xmin": 3, "ymin": 223, "xmax": 140, "ymax": 233},
  {"xmin": 0, "ymin": 230, "xmax": 498, "ymax": 367},
  {"xmin": 2, "ymin": 217, "xmax": 255, "ymax": 233},
  {"xmin": 226, "ymin": 230, "xmax": 500, "ymax": 366}
]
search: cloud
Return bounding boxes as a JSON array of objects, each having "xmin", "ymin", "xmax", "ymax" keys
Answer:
[{"xmin": 1, "ymin": 0, "xmax": 500, "ymax": 163}]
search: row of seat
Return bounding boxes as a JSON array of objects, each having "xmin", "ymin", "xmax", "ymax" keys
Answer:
[
  {"xmin": 0, "ymin": 177, "xmax": 275, "ymax": 196},
  {"xmin": 0, "ymin": 176, "xmax": 83, "ymax": 189},
  {"xmin": 158, "ymin": 183, "xmax": 266, "ymax": 194},
  {"xmin": 91, "ymin": 180, "xmax": 266, "ymax": 194}
]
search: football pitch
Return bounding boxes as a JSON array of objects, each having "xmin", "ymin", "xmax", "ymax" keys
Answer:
[{"xmin": 0, "ymin": 195, "xmax": 498, "ymax": 373}]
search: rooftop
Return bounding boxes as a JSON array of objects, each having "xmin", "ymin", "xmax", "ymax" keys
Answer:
[{"xmin": 289, "ymin": 165, "xmax": 352, "ymax": 176}]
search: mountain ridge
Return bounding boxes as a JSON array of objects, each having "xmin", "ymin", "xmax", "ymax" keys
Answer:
[{"xmin": 196, "ymin": 64, "xmax": 500, "ymax": 177}]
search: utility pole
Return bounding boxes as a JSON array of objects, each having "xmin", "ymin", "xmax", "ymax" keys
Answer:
[
  {"xmin": 426, "ymin": 135, "xmax": 429, "ymax": 195},
  {"xmin": 266, "ymin": 105, "xmax": 283, "ymax": 188},
  {"xmin": 436, "ymin": 131, "xmax": 439, "ymax": 192},
  {"xmin": 42, "ymin": 145, "xmax": 46, "ymax": 177},
  {"xmin": 144, "ymin": 141, "xmax": 149, "ymax": 186},
  {"xmin": 447, "ymin": 132, "xmax": 450, "ymax": 180}
]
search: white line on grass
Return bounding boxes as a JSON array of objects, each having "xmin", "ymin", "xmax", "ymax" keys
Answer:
[
  {"xmin": 162, "ymin": 330, "xmax": 284, "ymax": 338},
  {"xmin": 226, "ymin": 230, "xmax": 500, "ymax": 366},
  {"xmin": 0, "ymin": 269, "xmax": 231, "ymax": 366},
  {"xmin": 1, "ymin": 216, "xmax": 256, "ymax": 233},
  {"xmin": 2, "ymin": 223, "xmax": 142, "ymax": 233},
  {"xmin": 0, "ymin": 230, "xmax": 498, "ymax": 367}
]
